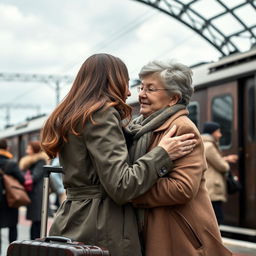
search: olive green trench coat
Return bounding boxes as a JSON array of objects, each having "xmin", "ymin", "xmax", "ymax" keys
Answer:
[{"xmin": 49, "ymin": 106, "xmax": 172, "ymax": 256}]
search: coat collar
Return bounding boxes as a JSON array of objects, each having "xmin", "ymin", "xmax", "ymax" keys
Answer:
[
  {"xmin": 153, "ymin": 109, "xmax": 189, "ymax": 133},
  {"xmin": 201, "ymin": 134, "xmax": 218, "ymax": 144},
  {"xmin": 0, "ymin": 149, "xmax": 13, "ymax": 159},
  {"xmin": 19, "ymin": 151, "xmax": 49, "ymax": 170},
  {"xmin": 201, "ymin": 134, "xmax": 215, "ymax": 142},
  {"xmin": 201, "ymin": 134, "xmax": 219, "ymax": 148}
]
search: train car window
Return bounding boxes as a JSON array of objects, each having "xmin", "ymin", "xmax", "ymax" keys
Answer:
[
  {"xmin": 212, "ymin": 94, "xmax": 233, "ymax": 148},
  {"xmin": 29, "ymin": 132, "xmax": 40, "ymax": 141},
  {"xmin": 20, "ymin": 137, "xmax": 26, "ymax": 158},
  {"xmin": 7, "ymin": 137, "xmax": 19, "ymax": 161},
  {"xmin": 188, "ymin": 101, "xmax": 199, "ymax": 127},
  {"xmin": 248, "ymin": 83, "xmax": 256, "ymax": 141}
]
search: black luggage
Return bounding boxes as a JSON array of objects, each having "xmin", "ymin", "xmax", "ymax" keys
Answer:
[{"xmin": 7, "ymin": 165, "xmax": 110, "ymax": 256}]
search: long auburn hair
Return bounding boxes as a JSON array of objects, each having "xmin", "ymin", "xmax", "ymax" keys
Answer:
[{"xmin": 40, "ymin": 53, "xmax": 132, "ymax": 159}]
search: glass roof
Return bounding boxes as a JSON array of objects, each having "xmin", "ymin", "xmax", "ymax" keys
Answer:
[{"xmin": 134, "ymin": 0, "xmax": 256, "ymax": 56}]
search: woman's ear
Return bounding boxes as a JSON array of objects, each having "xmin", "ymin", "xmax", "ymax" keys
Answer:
[{"xmin": 168, "ymin": 95, "xmax": 180, "ymax": 106}]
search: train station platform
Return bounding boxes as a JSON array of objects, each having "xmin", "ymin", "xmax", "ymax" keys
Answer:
[
  {"xmin": 223, "ymin": 237, "xmax": 256, "ymax": 256},
  {"xmin": 1, "ymin": 207, "xmax": 256, "ymax": 255}
]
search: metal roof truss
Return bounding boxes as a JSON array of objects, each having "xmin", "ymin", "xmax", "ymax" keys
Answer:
[{"xmin": 133, "ymin": 0, "xmax": 256, "ymax": 56}]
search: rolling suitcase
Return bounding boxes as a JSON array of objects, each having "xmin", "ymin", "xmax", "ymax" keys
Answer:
[{"xmin": 7, "ymin": 165, "xmax": 110, "ymax": 256}]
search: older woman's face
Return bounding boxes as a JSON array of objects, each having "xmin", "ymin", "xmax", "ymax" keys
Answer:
[{"xmin": 138, "ymin": 74, "xmax": 178, "ymax": 118}]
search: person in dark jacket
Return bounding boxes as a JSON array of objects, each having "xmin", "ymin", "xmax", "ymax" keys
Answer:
[
  {"xmin": 19, "ymin": 141, "xmax": 49, "ymax": 240},
  {"xmin": 0, "ymin": 139, "xmax": 24, "ymax": 250}
]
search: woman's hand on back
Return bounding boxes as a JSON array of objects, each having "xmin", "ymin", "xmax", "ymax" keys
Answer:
[{"xmin": 158, "ymin": 125, "xmax": 197, "ymax": 160}]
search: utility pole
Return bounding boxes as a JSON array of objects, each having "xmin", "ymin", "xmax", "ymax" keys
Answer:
[
  {"xmin": 0, "ymin": 72, "xmax": 73, "ymax": 106},
  {"xmin": 0, "ymin": 73, "xmax": 74, "ymax": 127},
  {"xmin": 56, "ymin": 80, "xmax": 60, "ymax": 105}
]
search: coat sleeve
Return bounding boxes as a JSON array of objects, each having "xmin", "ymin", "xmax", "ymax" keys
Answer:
[
  {"xmin": 204, "ymin": 142, "xmax": 229, "ymax": 173},
  {"xmin": 132, "ymin": 117, "xmax": 207, "ymax": 208},
  {"xmin": 83, "ymin": 107, "xmax": 172, "ymax": 205},
  {"xmin": 31, "ymin": 160, "xmax": 45, "ymax": 184}
]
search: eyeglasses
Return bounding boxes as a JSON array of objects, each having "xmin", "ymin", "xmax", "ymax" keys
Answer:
[{"xmin": 137, "ymin": 86, "xmax": 170, "ymax": 94}]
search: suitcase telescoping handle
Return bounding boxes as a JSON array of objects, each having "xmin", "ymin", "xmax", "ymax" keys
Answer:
[
  {"xmin": 40, "ymin": 165, "xmax": 63, "ymax": 238},
  {"xmin": 44, "ymin": 236, "xmax": 72, "ymax": 243}
]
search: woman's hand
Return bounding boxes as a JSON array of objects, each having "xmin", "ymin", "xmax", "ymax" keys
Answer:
[
  {"xmin": 223, "ymin": 154, "xmax": 238, "ymax": 163},
  {"xmin": 158, "ymin": 125, "xmax": 197, "ymax": 160}
]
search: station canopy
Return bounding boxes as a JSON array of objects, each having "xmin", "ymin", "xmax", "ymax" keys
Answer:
[{"xmin": 134, "ymin": 0, "xmax": 256, "ymax": 56}]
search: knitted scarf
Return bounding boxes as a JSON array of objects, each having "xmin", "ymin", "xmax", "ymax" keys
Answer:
[
  {"xmin": 129, "ymin": 104, "xmax": 185, "ymax": 163},
  {"xmin": 128, "ymin": 104, "xmax": 186, "ymax": 233}
]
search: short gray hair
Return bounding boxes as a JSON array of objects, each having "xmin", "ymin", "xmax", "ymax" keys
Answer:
[{"xmin": 138, "ymin": 60, "xmax": 193, "ymax": 106}]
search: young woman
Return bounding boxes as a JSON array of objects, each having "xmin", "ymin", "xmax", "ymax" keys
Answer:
[{"xmin": 40, "ymin": 53, "xmax": 196, "ymax": 256}]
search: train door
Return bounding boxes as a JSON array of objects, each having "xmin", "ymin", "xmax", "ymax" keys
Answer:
[
  {"xmin": 206, "ymin": 81, "xmax": 240, "ymax": 226},
  {"xmin": 242, "ymin": 75, "xmax": 256, "ymax": 229},
  {"xmin": 18, "ymin": 135, "xmax": 26, "ymax": 160}
]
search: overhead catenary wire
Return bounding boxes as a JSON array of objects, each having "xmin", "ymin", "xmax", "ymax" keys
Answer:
[
  {"xmin": 0, "ymin": 9, "xmax": 159, "ymax": 128},
  {"xmin": 60, "ymin": 9, "xmax": 159, "ymax": 74},
  {"xmin": 129, "ymin": 31, "xmax": 197, "ymax": 78}
]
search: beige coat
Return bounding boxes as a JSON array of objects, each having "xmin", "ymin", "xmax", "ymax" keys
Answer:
[
  {"xmin": 133, "ymin": 109, "xmax": 232, "ymax": 256},
  {"xmin": 202, "ymin": 134, "xmax": 230, "ymax": 202},
  {"xmin": 49, "ymin": 106, "xmax": 172, "ymax": 256}
]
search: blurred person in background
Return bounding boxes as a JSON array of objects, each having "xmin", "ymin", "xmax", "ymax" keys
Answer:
[
  {"xmin": 19, "ymin": 141, "xmax": 49, "ymax": 240},
  {"xmin": 0, "ymin": 139, "xmax": 24, "ymax": 251},
  {"xmin": 131, "ymin": 60, "xmax": 232, "ymax": 256},
  {"xmin": 201, "ymin": 121, "xmax": 238, "ymax": 225},
  {"xmin": 50, "ymin": 157, "xmax": 66, "ymax": 209}
]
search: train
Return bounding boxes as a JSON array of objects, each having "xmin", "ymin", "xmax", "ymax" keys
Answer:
[{"xmin": 1, "ymin": 47, "xmax": 256, "ymax": 241}]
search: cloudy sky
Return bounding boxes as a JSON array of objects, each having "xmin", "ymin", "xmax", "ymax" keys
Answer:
[{"xmin": 0, "ymin": 0, "xmax": 255, "ymax": 130}]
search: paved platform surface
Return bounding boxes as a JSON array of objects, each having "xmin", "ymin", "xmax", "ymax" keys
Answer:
[{"xmin": 1, "ymin": 207, "xmax": 256, "ymax": 255}]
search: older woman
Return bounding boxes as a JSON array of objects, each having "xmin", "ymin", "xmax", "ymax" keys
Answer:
[{"xmin": 131, "ymin": 60, "xmax": 232, "ymax": 256}]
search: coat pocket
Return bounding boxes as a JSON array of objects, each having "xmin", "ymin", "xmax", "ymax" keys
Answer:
[
  {"xmin": 170, "ymin": 210, "xmax": 203, "ymax": 250},
  {"xmin": 213, "ymin": 180, "xmax": 224, "ymax": 195}
]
